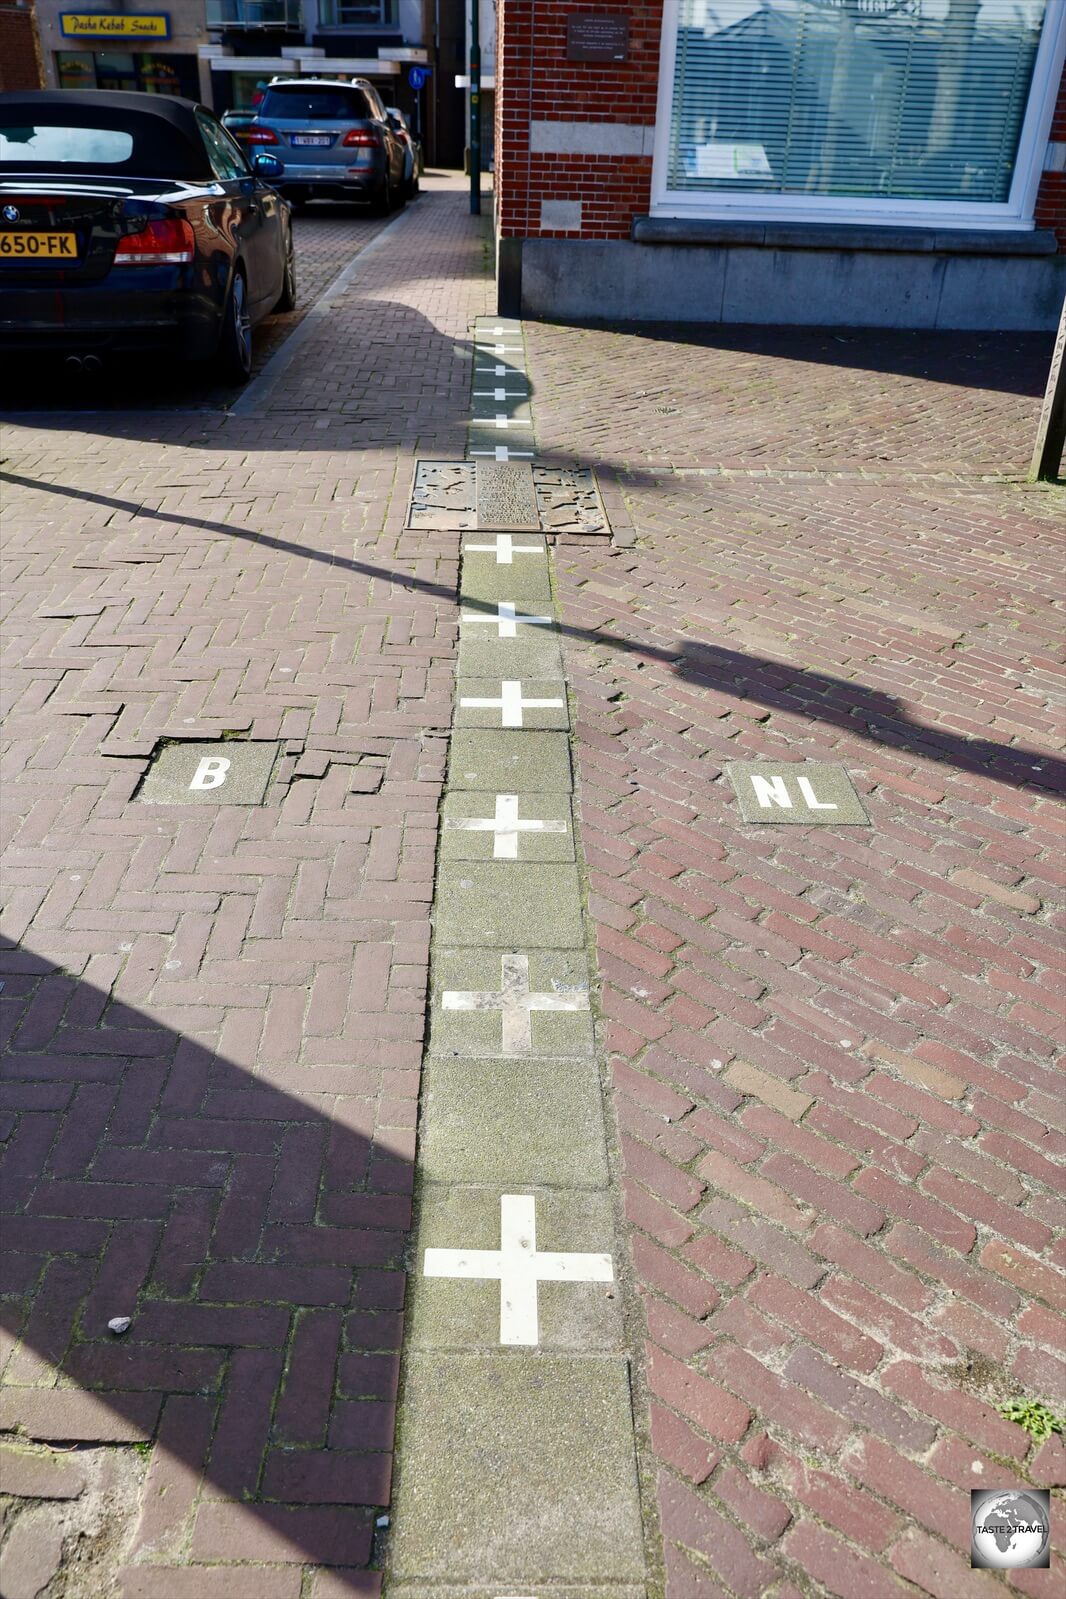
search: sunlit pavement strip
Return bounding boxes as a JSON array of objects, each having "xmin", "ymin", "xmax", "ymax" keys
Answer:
[{"xmin": 387, "ymin": 318, "xmax": 647, "ymax": 1594}]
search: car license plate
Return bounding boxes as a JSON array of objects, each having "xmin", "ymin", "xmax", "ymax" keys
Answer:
[
  {"xmin": 0, "ymin": 231, "xmax": 77, "ymax": 259},
  {"xmin": 292, "ymin": 134, "xmax": 332, "ymax": 147}
]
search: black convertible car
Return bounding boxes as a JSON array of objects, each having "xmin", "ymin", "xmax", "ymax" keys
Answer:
[{"xmin": 0, "ymin": 89, "xmax": 295, "ymax": 382}]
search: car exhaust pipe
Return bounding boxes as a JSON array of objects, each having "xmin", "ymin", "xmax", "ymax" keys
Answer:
[
  {"xmin": 65, "ymin": 355, "xmax": 83, "ymax": 374},
  {"xmin": 82, "ymin": 354, "xmax": 103, "ymax": 376}
]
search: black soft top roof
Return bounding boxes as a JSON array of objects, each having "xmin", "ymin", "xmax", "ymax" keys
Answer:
[{"xmin": 0, "ymin": 89, "xmax": 214, "ymax": 181}]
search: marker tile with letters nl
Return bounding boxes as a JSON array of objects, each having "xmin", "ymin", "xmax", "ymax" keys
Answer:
[{"xmin": 726, "ymin": 761, "xmax": 870, "ymax": 825}]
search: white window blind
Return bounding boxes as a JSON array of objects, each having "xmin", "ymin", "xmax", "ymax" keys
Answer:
[{"xmin": 663, "ymin": 0, "xmax": 1051, "ymax": 208}]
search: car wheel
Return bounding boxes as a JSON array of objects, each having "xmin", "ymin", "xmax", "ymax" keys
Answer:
[
  {"xmin": 369, "ymin": 172, "xmax": 391, "ymax": 216},
  {"xmin": 407, "ymin": 174, "xmax": 420, "ymax": 200},
  {"xmin": 273, "ymin": 227, "xmax": 297, "ymax": 313},
  {"xmin": 215, "ymin": 269, "xmax": 253, "ymax": 384}
]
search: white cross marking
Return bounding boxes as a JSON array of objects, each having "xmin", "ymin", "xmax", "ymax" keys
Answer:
[
  {"xmin": 475, "ymin": 342, "xmax": 524, "ymax": 355},
  {"xmin": 477, "ymin": 364, "xmax": 521, "ymax": 378},
  {"xmin": 441, "ymin": 950, "xmax": 589, "ymax": 1053},
  {"xmin": 473, "ymin": 389, "xmax": 528, "ymax": 401},
  {"xmin": 423, "ymin": 1194, "xmax": 613, "ymax": 1346},
  {"xmin": 464, "ymin": 534, "xmax": 542, "ymax": 564},
  {"xmin": 485, "ymin": 414, "xmax": 532, "ymax": 431},
  {"xmin": 480, "ymin": 324, "xmax": 521, "ymax": 336},
  {"xmin": 459, "ymin": 680, "xmax": 563, "ymax": 728},
  {"xmin": 445, "ymin": 794, "xmax": 568, "ymax": 859},
  {"xmin": 461, "ymin": 600, "xmax": 553, "ymax": 637},
  {"xmin": 471, "ymin": 446, "xmax": 534, "ymax": 462}
]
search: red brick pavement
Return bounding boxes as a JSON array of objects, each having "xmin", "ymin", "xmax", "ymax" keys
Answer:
[
  {"xmin": 0, "ymin": 176, "xmax": 492, "ymax": 1596},
  {"xmin": 526, "ymin": 319, "xmax": 1066, "ymax": 1598}
]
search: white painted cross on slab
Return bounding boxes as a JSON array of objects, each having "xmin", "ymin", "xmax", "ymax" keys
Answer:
[
  {"xmin": 441, "ymin": 951, "xmax": 589, "ymax": 1053},
  {"xmin": 458, "ymin": 681, "xmax": 563, "ymax": 728},
  {"xmin": 423, "ymin": 1194, "xmax": 613, "ymax": 1346},
  {"xmin": 445, "ymin": 794, "xmax": 568, "ymax": 859},
  {"xmin": 463, "ymin": 534, "xmax": 543, "ymax": 565},
  {"xmin": 461, "ymin": 600, "xmax": 553, "ymax": 637}
]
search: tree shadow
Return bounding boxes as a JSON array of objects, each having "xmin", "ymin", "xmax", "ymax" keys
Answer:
[
  {"xmin": 1, "ymin": 466, "xmax": 1062, "ymax": 799},
  {"xmin": 0, "ymin": 935, "xmax": 410, "ymax": 1589}
]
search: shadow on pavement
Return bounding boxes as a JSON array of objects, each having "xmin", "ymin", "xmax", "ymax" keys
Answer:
[
  {"xmin": 0, "ymin": 936, "xmax": 410, "ymax": 1588},
  {"xmin": 526, "ymin": 320, "xmax": 1056, "ymax": 399},
  {"xmin": 1, "ymin": 465, "xmax": 1062, "ymax": 800}
]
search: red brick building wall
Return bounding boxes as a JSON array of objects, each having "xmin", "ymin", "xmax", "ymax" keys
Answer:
[
  {"xmin": 496, "ymin": 0, "xmax": 660, "ymax": 242},
  {"xmin": 0, "ymin": 1, "xmax": 44, "ymax": 91},
  {"xmin": 1035, "ymin": 67, "xmax": 1066, "ymax": 248}
]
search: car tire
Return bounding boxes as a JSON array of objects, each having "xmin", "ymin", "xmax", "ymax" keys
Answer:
[
  {"xmin": 215, "ymin": 269, "xmax": 253, "ymax": 385},
  {"xmin": 369, "ymin": 173, "xmax": 391, "ymax": 216},
  {"xmin": 406, "ymin": 174, "xmax": 420, "ymax": 200},
  {"xmin": 273, "ymin": 226, "xmax": 297, "ymax": 313}
]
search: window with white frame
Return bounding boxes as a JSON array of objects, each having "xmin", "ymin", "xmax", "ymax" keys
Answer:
[{"xmin": 651, "ymin": 0, "xmax": 1065, "ymax": 227}]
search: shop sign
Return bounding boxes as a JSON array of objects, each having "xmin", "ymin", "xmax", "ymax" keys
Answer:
[{"xmin": 60, "ymin": 13, "xmax": 171, "ymax": 38}]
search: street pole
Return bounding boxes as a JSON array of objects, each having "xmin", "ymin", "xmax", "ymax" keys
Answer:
[
  {"xmin": 469, "ymin": 0, "xmax": 481, "ymax": 214},
  {"xmin": 1031, "ymin": 293, "xmax": 1066, "ymax": 482}
]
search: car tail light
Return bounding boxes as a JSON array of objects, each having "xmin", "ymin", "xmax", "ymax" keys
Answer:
[
  {"xmin": 113, "ymin": 218, "xmax": 195, "ymax": 265},
  {"xmin": 342, "ymin": 128, "xmax": 381, "ymax": 147},
  {"xmin": 245, "ymin": 127, "xmax": 279, "ymax": 145}
]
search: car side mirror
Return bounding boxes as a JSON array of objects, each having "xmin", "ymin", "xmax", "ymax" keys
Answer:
[
  {"xmin": 252, "ymin": 152, "xmax": 284, "ymax": 180},
  {"xmin": 386, "ymin": 114, "xmax": 402, "ymax": 132}
]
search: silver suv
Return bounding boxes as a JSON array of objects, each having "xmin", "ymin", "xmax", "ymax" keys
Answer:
[{"xmin": 248, "ymin": 77, "xmax": 408, "ymax": 213}]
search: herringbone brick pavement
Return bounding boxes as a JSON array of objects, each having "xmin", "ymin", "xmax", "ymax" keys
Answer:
[
  {"xmin": 1, "ymin": 175, "xmax": 493, "ymax": 1596},
  {"xmin": 526, "ymin": 318, "xmax": 1066, "ymax": 1599}
]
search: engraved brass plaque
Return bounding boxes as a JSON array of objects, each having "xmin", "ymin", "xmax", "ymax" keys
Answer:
[{"xmin": 475, "ymin": 461, "xmax": 540, "ymax": 531}]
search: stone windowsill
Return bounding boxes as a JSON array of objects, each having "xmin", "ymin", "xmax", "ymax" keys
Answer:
[{"xmin": 632, "ymin": 217, "xmax": 1060, "ymax": 256}]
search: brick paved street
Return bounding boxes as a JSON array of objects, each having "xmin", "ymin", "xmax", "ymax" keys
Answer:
[
  {"xmin": 2, "ymin": 168, "xmax": 1065, "ymax": 1599},
  {"xmin": 1, "ymin": 174, "xmax": 492, "ymax": 1597},
  {"xmin": 525, "ymin": 318, "xmax": 1066, "ymax": 1598}
]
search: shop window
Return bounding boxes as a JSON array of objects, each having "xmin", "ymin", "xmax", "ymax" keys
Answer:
[
  {"xmin": 55, "ymin": 52, "xmax": 95, "ymax": 89},
  {"xmin": 93, "ymin": 52, "xmax": 139, "ymax": 93},
  {"xmin": 139, "ymin": 57, "xmax": 185, "ymax": 95},
  {"xmin": 652, "ymin": 0, "xmax": 1065, "ymax": 227}
]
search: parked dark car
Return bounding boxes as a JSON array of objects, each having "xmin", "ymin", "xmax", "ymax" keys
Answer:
[
  {"xmin": 0, "ymin": 89, "xmax": 296, "ymax": 383},
  {"xmin": 247, "ymin": 77, "xmax": 407, "ymax": 212},
  {"xmin": 220, "ymin": 109, "xmax": 257, "ymax": 147},
  {"xmin": 385, "ymin": 106, "xmax": 422, "ymax": 199}
]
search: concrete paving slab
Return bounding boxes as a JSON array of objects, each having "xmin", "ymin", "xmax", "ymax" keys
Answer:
[
  {"xmin": 136, "ymin": 741, "xmax": 278, "ymax": 806},
  {"xmin": 448, "ymin": 731, "xmax": 573, "ymax": 792},
  {"xmin": 408, "ymin": 1187, "xmax": 622, "ymax": 1351},
  {"xmin": 460, "ymin": 551, "xmax": 553, "ymax": 603},
  {"xmin": 468, "ymin": 432, "xmax": 537, "ymax": 462},
  {"xmin": 419, "ymin": 1058, "xmax": 609, "ymax": 1187},
  {"xmin": 726, "ymin": 760, "xmax": 871, "ymax": 825},
  {"xmin": 459, "ymin": 601, "xmax": 559, "ymax": 641},
  {"xmin": 456, "ymin": 679, "xmax": 569, "ymax": 731},
  {"xmin": 458, "ymin": 636, "xmax": 565, "ymax": 679},
  {"xmin": 389, "ymin": 1587, "xmax": 644, "ymax": 1599},
  {"xmin": 388, "ymin": 1354, "xmax": 644, "ymax": 1583},
  {"xmin": 435, "ymin": 862, "xmax": 584, "ymax": 947},
  {"xmin": 441, "ymin": 792, "xmax": 575, "ymax": 862},
  {"xmin": 471, "ymin": 398, "xmax": 533, "ymax": 423},
  {"xmin": 432, "ymin": 948, "xmax": 593, "ymax": 1058}
]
